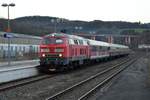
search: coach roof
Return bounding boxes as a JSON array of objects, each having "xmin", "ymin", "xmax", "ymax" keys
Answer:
[{"xmin": 88, "ymin": 39, "xmax": 110, "ymax": 47}]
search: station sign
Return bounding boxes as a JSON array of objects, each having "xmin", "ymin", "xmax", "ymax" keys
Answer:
[{"xmin": 3, "ymin": 33, "xmax": 14, "ymax": 38}]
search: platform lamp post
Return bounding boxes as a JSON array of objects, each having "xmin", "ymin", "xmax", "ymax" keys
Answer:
[
  {"xmin": 2, "ymin": 3, "xmax": 15, "ymax": 32},
  {"xmin": 1, "ymin": 3, "xmax": 15, "ymax": 66}
]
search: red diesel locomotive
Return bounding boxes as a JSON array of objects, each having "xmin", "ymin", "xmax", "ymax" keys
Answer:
[
  {"xmin": 39, "ymin": 33, "xmax": 129, "ymax": 71},
  {"xmin": 39, "ymin": 33, "xmax": 90, "ymax": 71}
]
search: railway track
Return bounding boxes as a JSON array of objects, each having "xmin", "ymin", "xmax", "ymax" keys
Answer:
[
  {"xmin": 0, "ymin": 74, "xmax": 53, "ymax": 91},
  {"xmin": 46, "ymin": 56, "xmax": 138, "ymax": 100},
  {"xmin": 0, "ymin": 55, "xmax": 132, "ymax": 93},
  {"xmin": 78, "ymin": 59, "xmax": 137, "ymax": 100},
  {"xmin": 0, "ymin": 58, "xmax": 125, "ymax": 92}
]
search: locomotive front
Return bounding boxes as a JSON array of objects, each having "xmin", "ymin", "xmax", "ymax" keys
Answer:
[{"xmin": 39, "ymin": 33, "xmax": 69, "ymax": 71}]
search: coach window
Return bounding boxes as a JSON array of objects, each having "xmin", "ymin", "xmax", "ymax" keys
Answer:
[
  {"xmin": 99, "ymin": 46, "xmax": 102, "ymax": 50},
  {"xmin": 103, "ymin": 46, "xmax": 107, "ymax": 51},
  {"xmin": 14, "ymin": 46, "xmax": 17, "ymax": 52},
  {"xmin": 1, "ymin": 46, "xmax": 3, "ymax": 50},
  {"xmin": 101, "ymin": 46, "xmax": 105, "ymax": 51},
  {"xmin": 97, "ymin": 46, "xmax": 100, "ymax": 51},
  {"xmin": 92, "ymin": 46, "xmax": 96, "ymax": 51},
  {"xmin": 19, "ymin": 46, "xmax": 22, "ymax": 51},
  {"xmin": 11, "ymin": 46, "xmax": 13, "ymax": 51},
  {"xmin": 23, "ymin": 46, "xmax": 25, "ymax": 52}
]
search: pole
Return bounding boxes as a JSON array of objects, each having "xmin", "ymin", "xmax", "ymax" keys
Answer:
[
  {"xmin": 7, "ymin": 5, "xmax": 10, "ymax": 66},
  {"xmin": 8, "ymin": 37, "xmax": 11, "ymax": 66},
  {"xmin": 7, "ymin": 5, "xmax": 11, "ymax": 32},
  {"xmin": 7, "ymin": 5, "xmax": 11, "ymax": 66}
]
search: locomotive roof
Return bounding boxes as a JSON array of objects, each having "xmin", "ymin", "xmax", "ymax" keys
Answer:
[
  {"xmin": 45, "ymin": 33, "xmax": 68, "ymax": 37},
  {"xmin": 45, "ymin": 33, "xmax": 85, "ymax": 40}
]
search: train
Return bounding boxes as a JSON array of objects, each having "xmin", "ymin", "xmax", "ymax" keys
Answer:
[
  {"xmin": 39, "ymin": 33, "xmax": 130, "ymax": 71},
  {"xmin": 0, "ymin": 44, "xmax": 39, "ymax": 59},
  {"xmin": 0, "ymin": 32, "xmax": 41, "ymax": 61}
]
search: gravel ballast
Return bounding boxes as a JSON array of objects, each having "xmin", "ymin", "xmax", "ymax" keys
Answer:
[{"xmin": 96, "ymin": 54, "xmax": 150, "ymax": 100}]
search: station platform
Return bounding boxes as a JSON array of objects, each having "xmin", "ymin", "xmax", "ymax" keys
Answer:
[
  {"xmin": 0, "ymin": 59, "xmax": 40, "ymax": 83},
  {"xmin": 0, "ymin": 59, "xmax": 39, "ymax": 67},
  {"xmin": 0, "ymin": 59, "xmax": 39, "ymax": 69}
]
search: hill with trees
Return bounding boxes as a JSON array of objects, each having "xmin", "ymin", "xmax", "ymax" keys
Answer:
[{"xmin": 0, "ymin": 16, "xmax": 150, "ymax": 36}]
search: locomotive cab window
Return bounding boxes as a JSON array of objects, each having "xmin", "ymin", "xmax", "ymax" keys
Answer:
[
  {"xmin": 42, "ymin": 37, "xmax": 64, "ymax": 44},
  {"xmin": 55, "ymin": 39, "xmax": 63, "ymax": 44},
  {"xmin": 42, "ymin": 38, "xmax": 52, "ymax": 44}
]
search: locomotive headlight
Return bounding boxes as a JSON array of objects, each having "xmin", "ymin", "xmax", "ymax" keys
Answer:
[
  {"xmin": 55, "ymin": 48, "xmax": 64, "ymax": 52},
  {"xmin": 41, "ymin": 48, "xmax": 50, "ymax": 52},
  {"xmin": 59, "ymin": 53, "xmax": 63, "ymax": 57},
  {"xmin": 42, "ymin": 54, "xmax": 46, "ymax": 57}
]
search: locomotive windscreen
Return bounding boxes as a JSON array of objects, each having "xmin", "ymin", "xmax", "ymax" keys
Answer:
[{"xmin": 41, "ymin": 37, "xmax": 64, "ymax": 44}]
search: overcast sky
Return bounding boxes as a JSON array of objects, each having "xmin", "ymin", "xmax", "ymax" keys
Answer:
[{"xmin": 0, "ymin": 0, "xmax": 150, "ymax": 23}]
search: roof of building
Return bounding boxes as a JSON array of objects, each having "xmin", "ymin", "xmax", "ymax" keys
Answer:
[{"xmin": 0, "ymin": 31, "xmax": 42, "ymax": 40}]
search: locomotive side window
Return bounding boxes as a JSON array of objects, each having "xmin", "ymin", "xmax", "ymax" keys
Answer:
[
  {"xmin": 86, "ymin": 41, "xmax": 88, "ymax": 45},
  {"xmin": 82, "ymin": 40, "xmax": 88, "ymax": 45},
  {"xmin": 79, "ymin": 40, "xmax": 83, "ymax": 45},
  {"xmin": 69, "ymin": 39, "xmax": 75, "ymax": 45},
  {"xmin": 74, "ymin": 40, "xmax": 78, "ymax": 45}
]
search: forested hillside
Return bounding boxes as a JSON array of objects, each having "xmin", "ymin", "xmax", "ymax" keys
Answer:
[{"xmin": 0, "ymin": 16, "xmax": 150, "ymax": 36}]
